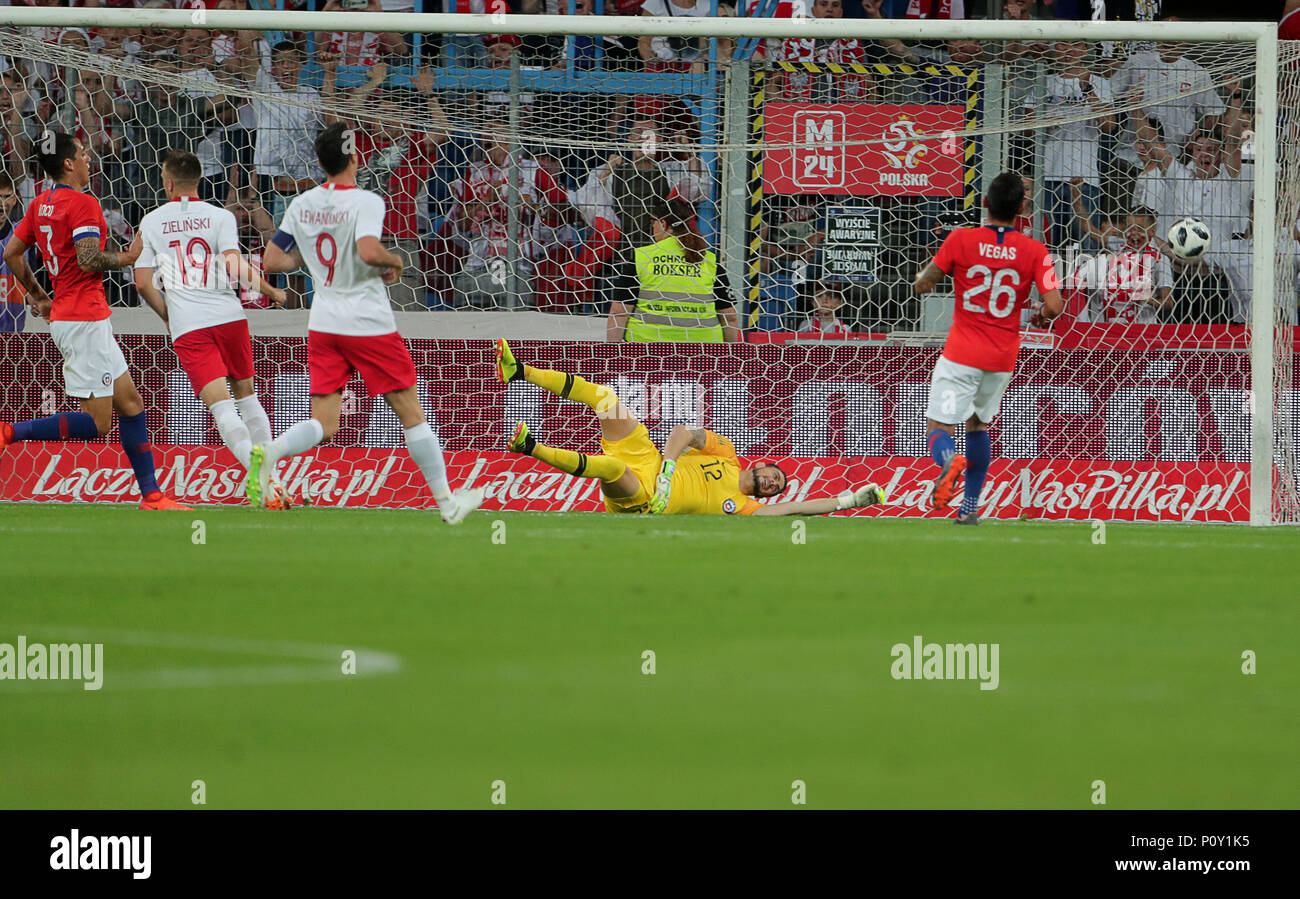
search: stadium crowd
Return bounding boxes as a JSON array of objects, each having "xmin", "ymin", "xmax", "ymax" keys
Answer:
[{"xmin": 0, "ymin": 0, "xmax": 1294, "ymax": 335}]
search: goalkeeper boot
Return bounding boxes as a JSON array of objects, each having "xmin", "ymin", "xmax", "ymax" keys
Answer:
[
  {"xmin": 495, "ymin": 338, "xmax": 524, "ymax": 384},
  {"xmin": 930, "ymin": 455, "xmax": 967, "ymax": 509},
  {"xmin": 954, "ymin": 512, "xmax": 980, "ymax": 526},
  {"xmin": 507, "ymin": 421, "xmax": 536, "ymax": 456},
  {"xmin": 140, "ymin": 491, "xmax": 192, "ymax": 511},
  {"xmin": 440, "ymin": 485, "xmax": 486, "ymax": 526}
]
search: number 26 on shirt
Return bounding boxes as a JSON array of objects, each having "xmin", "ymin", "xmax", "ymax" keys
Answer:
[{"xmin": 961, "ymin": 264, "xmax": 1020, "ymax": 318}]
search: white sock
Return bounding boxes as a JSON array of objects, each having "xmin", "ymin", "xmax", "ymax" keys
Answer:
[
  {"xmin": 210, "ymin": 398, "xmax": 252, "ymax": 468},
  {"xmin": 405, "ymin": 422, "xmax": 453, "ymax": 504},
  {"xmin": 236, "ymin": 394, "xmax": 273, "ymax": 447},
  {"xmin": 271, "ymin": 418, "xmax": 325, "ymax": 460}
]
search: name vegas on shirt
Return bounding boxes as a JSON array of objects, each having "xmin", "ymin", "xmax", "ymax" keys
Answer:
[{"xmin": 978, "ymin": 243, "xmax": 1017, "ymax": 261}]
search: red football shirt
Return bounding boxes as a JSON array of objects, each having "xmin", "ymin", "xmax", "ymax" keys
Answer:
[
  {"xmin": 13, "ymin": 185, "xmax": 110, "ymax": 322},
  {"xmin": 1283, "ymin": 7, "xmax": 1300, "ymax": 39},
  {"xmin": 354, "ymin": 132, "xmax": 435, "ymax": 243},
  {"xmin": 933, "ymin": 225, "xmax": 1057, "ymax": 373}
]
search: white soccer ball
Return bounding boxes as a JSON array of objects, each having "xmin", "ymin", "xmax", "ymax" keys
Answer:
[{"xmin": 1167, "ymin": 217, "xmax": 1211, "ymax": 260}]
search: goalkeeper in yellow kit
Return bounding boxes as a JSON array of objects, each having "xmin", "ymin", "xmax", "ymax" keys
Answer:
[{"xmin": 495, "ymin": 339, "xmax": 885, "ymax": 516}]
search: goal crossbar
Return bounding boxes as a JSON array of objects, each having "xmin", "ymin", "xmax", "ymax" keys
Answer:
[{"xmin": 0, "ymin": 8, "xmax": 1280, "ymax": 44}]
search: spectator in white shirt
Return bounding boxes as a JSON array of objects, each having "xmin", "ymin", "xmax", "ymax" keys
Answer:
[
  {"xmin": 639, "ymin": 0, "xmax": 716, "ymax": 69},
  {"xmin": 175, "ymin": 28, "xmax": 241, "ymax": 205},
  {"xmin": 316, "ymin": 0, "xmax": 408, "ymax": 69},
  {"xmin": 1130, "ymin": 118, "xmax": 1179, "ymax": 250},
  {"xmin": 1170, "ymin": 126, "xmax": 1249, "ymax": 269},
  {"xmin": 1040, "ymin": 40, "xmax": 1117, "ymax": 250},
  {"xmin": 1152, "ymin": 120, "xmax": 1249, "ymax": 323},
  {"xmin": 1110, "ymin": 36, "xmax": 1225, "ymax": 176},
  {"xmin": 236, "ymin": 41, "xmax": 324, "ymax": 226}
]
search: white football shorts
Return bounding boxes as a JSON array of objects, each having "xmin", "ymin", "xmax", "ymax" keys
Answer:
[
  {"xmin": 49, "ymin": 319, "xmax": 129, "ymax": 399},
  {"xmin": 925, "ymin": 355, "xmax": 1013, "ymax": 426}
]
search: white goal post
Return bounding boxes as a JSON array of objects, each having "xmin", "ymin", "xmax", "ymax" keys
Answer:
[{"xmin": 0, "ymin": 8, "xmax": 1291, "ymax": 524}]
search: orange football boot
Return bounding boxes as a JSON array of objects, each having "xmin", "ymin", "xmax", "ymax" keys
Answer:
[
  {"xmin": 930, "ymin": 455, "xmax": 968, "ymax": 510},
  {"xmin": 140, "ymin": 491, "xmax": 192, "ymax": 511}
]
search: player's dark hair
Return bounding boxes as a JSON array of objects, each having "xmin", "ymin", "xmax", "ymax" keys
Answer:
[
  {"xmin": 162, "ymin": 148, "xmax": 202, "ymax": 186},
  {"xmin": 1129, "ymin": 205, "xmax": 1158, "ymax": 225},
  {"xmin": 315, "ymin": 122, "xmax": 353, "ymax": 176},
  {"xmin": 272, "ymin": 40, "xmax": 299, "ymax": 58},
  {"xmin": 35, "ymin": 131, "xmax": 79, "ymax": 181},
  {"xmin": 985, "ymin": 172, "xmax": 1024, "ymax": 223},
  {"xmin": 651, "ymin": 197, "xmax": 707, "ymax": 266}
]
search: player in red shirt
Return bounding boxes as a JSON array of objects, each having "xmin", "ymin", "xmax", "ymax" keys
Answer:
[
  {"xmin": 0, "ymin": 132, "xmax": 189, "ymax": 509},
  {"xmin": 1282, "ymin": 0, "xmax": 1300, "ymax": 40},
  {"xmin": 913, "ymin": 172, "xmax": 1064, "ymax": 524}
]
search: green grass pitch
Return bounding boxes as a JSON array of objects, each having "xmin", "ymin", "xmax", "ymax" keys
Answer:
[{"xmin": 1, "ymin": 504, "xmax": 1295, "ymax": 809}]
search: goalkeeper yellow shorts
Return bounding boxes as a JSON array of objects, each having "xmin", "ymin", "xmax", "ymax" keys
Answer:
[{"xmin": 600, "ymin": 424, "xmax": 659, "ymax": 514}]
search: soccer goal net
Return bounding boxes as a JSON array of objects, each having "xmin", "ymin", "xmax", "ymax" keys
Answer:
[{"xmin": 0, "ymin": 8, "xmax": 1295, "ymax": 524}]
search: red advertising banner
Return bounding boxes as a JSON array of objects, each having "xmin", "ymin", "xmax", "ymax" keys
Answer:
[
  {"xmin": 0, "ymin": 446, "xmax": 1250, "ymax": 523},
  {"xmin": 1, "ymin": 334, "xmax": 1291, "ymax": 522},
  {"xmin": 762, "ymin": 103, "xmax": 967, "ymax": 196}
]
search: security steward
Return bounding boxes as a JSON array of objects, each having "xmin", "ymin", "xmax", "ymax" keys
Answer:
[{"xmin": 606, "ymin": 198, "xmax": 741, "ymax": 342}]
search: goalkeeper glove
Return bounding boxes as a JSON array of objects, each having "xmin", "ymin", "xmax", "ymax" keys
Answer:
[
  {"xmin": 649, "ymin": 459, "xmax": 677, "ymax": 514},
  {"xmin": 836, "ymin": 483, "xmax": 886, "ymax": 511}
]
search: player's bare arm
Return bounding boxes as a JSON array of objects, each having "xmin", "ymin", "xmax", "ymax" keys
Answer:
[
  {"xmin": 606, "ymin": 301, "xmax": 633, "ymax": 342},
  {"xmin": 719, "ymin": 306, "xmax": 742, "ymax": 343},
  {"xmin": 2, "ymin": 234, "xmax": 53, "ymax": 315},
  {"xmin": 74, "ymin": 235, "xmax": 137, "ymax": 273},
  {"xmin": 913, "ymin": 260, "xmax": 945, "ymax": 295},
  {"xmin": 1029, "ymin": 287, "xmax": 1066, "ymax": 329},
  {"xmin": 356, "ymin": 235, "xmax": 403, "ymax": 285},
  {"xmin": 222, "ymin": 249, "xmax": 286, "ymax": 306},
  {"xmin": 132, "ymin": 266, "xmax": 168, "ymax": 323},
  {"xmin": 263, "ymin": 240, "xmax": 306, "ymax": 274}
]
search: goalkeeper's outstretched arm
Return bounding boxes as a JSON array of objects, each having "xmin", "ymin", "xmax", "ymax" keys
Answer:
[{"xmin": 752, "ymin": 484, "xmax": 884, "ymax": 517}]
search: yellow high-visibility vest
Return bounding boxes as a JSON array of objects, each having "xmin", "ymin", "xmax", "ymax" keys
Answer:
[{"xmin": 627, "ymin": 237, "xmax": 723, "ymax": 343}]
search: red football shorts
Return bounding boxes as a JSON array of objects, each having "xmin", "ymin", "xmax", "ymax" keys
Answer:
[
  {"xmin": 308, "ymin": 329, "xmax": 416, "ymax": 397},
  {"xmin": 172, "ymin": 319, "xmax": 256, "ymax": 395}
]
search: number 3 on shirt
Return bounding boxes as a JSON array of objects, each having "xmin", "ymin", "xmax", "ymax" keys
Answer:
[
  {"xmin": 961, "ymin": 264, "xmax": 1020, "ymax": 318},
  {"xmin": 38, "ymin": 225, "xmax": 59, "ymax": 276},
  {"xmin": 316, "ymin": 232, "xmax": 337, "ymax": 286}
]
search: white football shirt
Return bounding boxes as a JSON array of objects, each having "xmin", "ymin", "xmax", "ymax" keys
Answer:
[
  {"xmin": 136, "ymin": 197, "xmax": 244, "ymax": 340},
  {"xmin": 281, "ymin": 184, "xmax": 395, "ymax": 336}
]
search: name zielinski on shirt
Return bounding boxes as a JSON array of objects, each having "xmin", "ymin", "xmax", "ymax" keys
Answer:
[{"xmin": 160, "ymin": 218, "xmax": 211, "ymax": 234}]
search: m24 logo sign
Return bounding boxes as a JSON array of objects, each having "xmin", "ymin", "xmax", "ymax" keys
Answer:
[{"xmin": 763, "ymin": 103, "xmax": 967, "ymax": 197}]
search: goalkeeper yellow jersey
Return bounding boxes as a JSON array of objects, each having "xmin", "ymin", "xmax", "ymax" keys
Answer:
[{"xmin": 667, "ymin": 431, "xmax": 762, "ymax": 516}]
